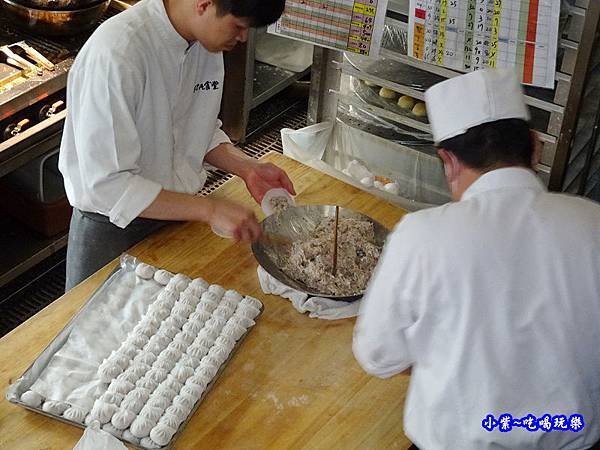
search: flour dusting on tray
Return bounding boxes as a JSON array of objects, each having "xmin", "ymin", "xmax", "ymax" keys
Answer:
[{"xmin": 282, "ymin": 217, "xmax": 382, "ymax": 296}]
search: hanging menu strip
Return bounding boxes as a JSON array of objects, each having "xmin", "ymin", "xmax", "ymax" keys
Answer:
[
  {"xmin": 268, "ymin": 0, "xmax": 389, "ymax": 57},
  {"xmin": 407, "ymin": 0, "xmax": 561, "ymax": 88}
]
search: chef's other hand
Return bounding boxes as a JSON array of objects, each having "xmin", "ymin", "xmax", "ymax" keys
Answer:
[
  {"xmin": 243, "ymin": 161, "xmax": 296, "ymax": 203},
  {"xmin": 208, "ymin": 199, "xmax": 262, "ymax": 242}
]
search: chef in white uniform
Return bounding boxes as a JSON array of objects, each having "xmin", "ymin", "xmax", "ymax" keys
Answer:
[
  {"xmin": 59, "ymin": 0, "xmax": 294, "ymax": 290},
  {"xmin": 353, "ymin": 69, "xmax": 600, "ymax": 450}
]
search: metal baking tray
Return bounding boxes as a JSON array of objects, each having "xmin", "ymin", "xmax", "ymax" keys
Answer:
[
  {"xmin": 252, "ymin": 205, "xmax": 389, "ymax": 302},
  {"xmin": 5, "ymin": 254, "xmax": 263, "ymax": 450}
]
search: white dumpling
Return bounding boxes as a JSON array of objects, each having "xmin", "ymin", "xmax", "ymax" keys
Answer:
[
  {"xmin": 135, "ymin": 263, "xmax": 155, "ymax": 280},
  {"xmin": 172, "ymin": 393, "xmax": 195, "ymax": 410},
  {"xmin": 136, "ymin": 317, "xmax": 160, "ymax": 336},
  {"xmin": 122, "ymin": 429, "xmax": 141, "ymax": 445},
  {"xmin": 162, "ymin": 376, "xmax": 183, "ymax": 393},
  {"xmin": 207, "ymin": 345, "xmax": 230, "ymax": 365},
  {"xmin": 147, "ymin": 395, "xmax": 170, "ymax": 412},
  {"xmin": 117, "ymin": 342, "xmax": 139, "ymax": 360},
  {"xmin": 222, "ymin": 322, "xmax": 247, "ymax": 340},
  {"xmin": 63, "ymin": 405, "xmax": 88, "ymax": 423},
  {"xmin": 207, "ymin": 284, "xmax": 225, "ymax": 297},
  {"xmin": 102, "ymin": 421, "xmax": 123, "ymax": 438},
  {"xmin": 178, "ymin": 354, "xmax": 200, "ymax": 370},
  {"xmin": 125, "ymin": 387, "xmax": 151, "ymax": 404},
  {"xmin": 116, "ymin": 370, "xmax": 139, "ymax": 385},
  {"xmin": 158, "ymin": 324, "xmax": 178, "ymax": 339},
  {"xmin": 172, "ymin": 303, "xmax": 194, "ymax": 318},
  {"xmin": 223, "ymin": 289, "xmax": 242, "ymax": 302},
  {"xmin": 144, "ymin": 342, "xmax": 163, "ymax": 357},
  {"xmin": 146, "ymin": 306, "xmax": 170, "ymax": 322},
  {"xmin": 107, "ymin": 379, "xmax": 134, "ymax": 396},
  {"xmin": 241, "ymin": 296, "xmax": 262, "ymax": 310},
  {"xmin": 157, "ymin": 289, "xmax": 178, "ymax": 307},
  {"xmin": 148, "ymin": 334, "xmax": 170, "ymax": 351},
  {"xmin": 186, "ymin": 375, "xmax": 209, "ymax": 390},
  {"xmin": 235, "ymin": 303, "xmax": 261, "ymax": 320},
  {"xmin": 166, "ymin": 273, "xmax": 190, "ymax": 292},
  {"xmin": 153, "ymin": 269, "xmax": 174, "ymax": 285},
  {"xmin": 168, "ymin": 340, "xmax": 187, "ymax": 354},
  {"xmin": 150, "ymin": 423, "xmax": 177, "ymax": 446},
  {"xmin": 153, "ymin": 358, "xmax": 175, "ymax": 372},
  {"xmin": 136, "ymin": 377, "xmax": 159, "ymax": 392},
  {"xmin": 133, "ymin": 351, "xmax": 156, "ymax": 366},
  {"xmin": 171, "ymin": 364, "xmax": 194, "ymax": 384},
  {"xmin": 120, "ymin": 396, "xmax": 145, "ymax": 415},
  {"xmin": 145, "ymin": 368, "xmax": 168, "ymax": 384},
  {"xmin": 205, "ymin": 316, "xmax": 227, "ymax": 330},
  {"xmin": 165, "ymin": 404, "xmax": 188, "ymax": 421},
  {"xmin": 111, "ymin": 408, "xmax": 136, "ymax": 430},
  {"xmin": 197, "ymin": 327, "xmax": 218, "ymax": 342},
  {"xmin": 163, "ymin": 315, "xmax": 185, "ymax": 330},
  {"xmin": 98, "ymin": 361, "xmax": 122, "ymax": 383},
  {"xmin": 158, "ymin": 413, "xmax": 180, "ymax": 430},
  {"xmin": 189, "ymin": 277, "xmax": 209, "ymax": 290},
  {"xmin": 196, "ymin": 364, "xmax": 218, "ymax": 380},
  {"xmin": 179, "ymin": 292, "xmax": 200, "ymax": 307},
  {"xmin": 139, "ymin": 404, "xmax": 163, "ymax": 423},
  {"xmin": 108, "ymin": 352, "xmax": 130, "ymax": 370},
  {"xmin": 186, "ymin": 343, "xmax": 209, "ymax": 360},
  {"xmin": 100, "ymin": 391, "xmax": 124, "ymax": 406},
  {"xmin": 189, "ymin": 310, "xmax": 211, "ymax": 325},
  {"xmin": 126, "ymin": 333, "xmax": 149, "ymax": 349},
  {"xmin": 200, "ymin": 290, "xmax": 219, "ymax": 303},
  {"xmin": 231, "ymin": 316, "xmax": 256, "ymax": 329},
  {"xmin": 154, "ymin": 385, "xmax": 178, "ymax": 402},
  {"xmin": 90, "ymin": 400, "xmax": 118, "ymax": 424},
  {"xmin": 181, "ymin": 321, "xmax": 202, "ymax": 335},
  {"xmin": 130, "ymin": 415, "xmax": 154, "ymax": 438},
  {"xmin": 215, "ymin": 335, "xmax": 236, "ymax": 353},
  {"xmin": 128, "ymin": 363, "xmax": 150, "ymax": 379},
  {"xmin": 20, "ymin": 390, "xmax": 43, "ymax": 408},
  {"xmin": 181, "ymin": 383, "xmax": 204, "ymax": 399},
  {"xmin": 42, "ymin": 400, "xmax": 69, "ymax": 415},
  {"xmin": 213, "ymin": 305, "xmax": 235, "ymax": 320},
  {"xmin": 174, "ymin": 330, "xmax": 195, "ymax": 345}
]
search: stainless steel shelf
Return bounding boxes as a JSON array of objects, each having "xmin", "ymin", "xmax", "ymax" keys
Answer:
[{"xmin": 252, "ymin": 63, "xmax": 310, "ymax": 109}]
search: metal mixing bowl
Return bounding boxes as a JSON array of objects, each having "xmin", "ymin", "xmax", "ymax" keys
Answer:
[{"xmin": 252, "ymin": 204, "xmax": 389, "ymax": 301}]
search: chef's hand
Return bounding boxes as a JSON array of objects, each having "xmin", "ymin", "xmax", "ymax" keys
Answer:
[
  {"xmin": 242, "ymin": 161, "xmax": 296, "ymax": 203},
  {"xmin": 208, "ymin": 199, "xmax": 262, "ymax": 242}
]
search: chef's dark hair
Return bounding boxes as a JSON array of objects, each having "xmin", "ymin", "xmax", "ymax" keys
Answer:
[
  {"xmin": 438, "ymin": 118, "xmax": 534, "ymax": 170},
  {"xmin": 214, "ymin": 0, "xmax": 285, "ymax": 27}
]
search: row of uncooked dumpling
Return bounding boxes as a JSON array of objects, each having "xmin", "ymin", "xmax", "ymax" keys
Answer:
[
  {"xmin": 363, "ymin": 80, "xmax": 427, "ymax": 117},
  {"xmin": 91, "ymin": 271, "xmax": 260, "ymax": 447}
]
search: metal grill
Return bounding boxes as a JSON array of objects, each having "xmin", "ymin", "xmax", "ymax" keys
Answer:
[{"xmin": 0, "ymin": 103, "xmax": 307, "ymax": 337}]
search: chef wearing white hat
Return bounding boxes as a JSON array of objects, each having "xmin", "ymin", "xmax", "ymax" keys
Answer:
[{"xmin": 353, "ymin": 68, "xmax": 600, "ymax": 450}]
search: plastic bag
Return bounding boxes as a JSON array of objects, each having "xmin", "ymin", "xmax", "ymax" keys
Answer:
[
  {"xmin": 280, "ymin": 121, "xmax": 333, "ymax": 163},
  {"xmin": 73, "ymin": 421, "xmax": 127, "ymax": 450}
]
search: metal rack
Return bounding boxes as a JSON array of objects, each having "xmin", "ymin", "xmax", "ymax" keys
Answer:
[
  {"xmin": 307, "ymin": 0, "xmax": 600, "ymax": 200},
  {"xmin": 221, "ymin": 28, "xmax": 311, "ymax": 142}
]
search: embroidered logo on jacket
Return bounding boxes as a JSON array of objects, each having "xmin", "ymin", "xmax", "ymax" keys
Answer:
[{"xmin": 193, "ymin": 81, "xmax": 220, "ymax": 93}]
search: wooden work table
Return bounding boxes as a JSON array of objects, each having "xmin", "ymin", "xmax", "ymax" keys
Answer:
[{"xmin": 0, "ymin": 152, "xmax": 411, "ymax": 449}]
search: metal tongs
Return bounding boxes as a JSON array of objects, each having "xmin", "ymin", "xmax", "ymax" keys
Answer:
[{"xmin": 0, "ymin": 42, "xmax": 55, "ymax": 76}]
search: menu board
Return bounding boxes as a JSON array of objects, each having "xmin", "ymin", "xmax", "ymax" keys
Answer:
[
  {"xmin": 408, "ymin": 0, "xmax": 561, "ymax": 88},
  {"xmin": 268, "ymin": 0, "xmax": 389, "ymax": 57}
]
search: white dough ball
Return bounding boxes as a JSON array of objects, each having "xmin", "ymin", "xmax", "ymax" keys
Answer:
[
  {"xmin": 90, "ymin": 400, "xmax": 118, "ymax": 424},
  {"xmin": 171, "ymin": 365, "xmax": 194, "ymax": 384},
  {"xmin": 166, "ymin": 273, "xmax": 190, "ymax": 292},
  {"xmin": 134, "ymin": 352, "xmax": 156, "ymax": 367},
  {"xmin": 189, "ymin": 310, "xmax": 211, "ymax": 324},
  {"xmin": 223, "ymin": 290, "xmax": 242, "ymax": 302},
  {"xmin": 63, "ymin": 405, "xmax": 88, "ymax": 423},
  {"xmin": 130, "ymin": 416, "xmax": 154, "ymax": 439},
  {"xmin": 120, "ymin": 396, "xmax": 145, "ymax": 415},
  {"xmin": 98, "ymin": 362, "xmax": 122, "ymax": 383},
  {"xmin": 147, "ymin": 395, "xmax": 170, "ymax": 412},
  {"xmin": 163, "ymin": 315, "xmax": 185, "ymax": 330},
  {"xmin": 187, "ymin": 344, "xmax": 209, "ymax": 360},
  {"xmin": 182, "ymin": 321, "xmax": 202, "ymax": 335},
  {"xmin": 135, "ymin": 263, "xmax": 155, "ymax": 280},
  {"xmin": 139, "ymin": 404, "xmax": 163, "ymax": 423},
  {"xmin": 172, "ymin": 393, "xmax": 195, "ymax": 410},
  {"xmin": 158, "ymin": 413, "xmax": 180, "ymax": 430},
  {"xmin": 100, "ymin": 392, "xmax": 124, "ymax": 406},
  {"xmin": 181, "ymin": 383, "xmax": 204, "ymax": 399},
  {"xmin": 146, "ymin": 368, "xmax": 168, "ymax": 384},
  {"xmin": 136, "ymin": 377, "xmax": 159, "ymax": 392},
  {"xmin": 231, "ymin": 316, "xmax": 255, "ymax": 329},
  {"xmin": 241, "ymin": 296, "xmax": 262, "ymax": 309},
  {"xmin": 215, "ymin": 335, "xmax": 236, "ymax": 353},
  {"xmin": 20, "ymin": 390, "xmax": 43, "ymax": 408},
  {"xmin": 150, "ymin": 423, "xmax": 177, "ymax": 446},
  {"xmin": 207, "ymin": 284, "xmax": 225, "ymax": 298},
  {"xmin": 153, "ymin": 269, "xmax": 174, "ymax": 285},
  {"xmin": 107, "ymin": 379, "xmax": 134, "ymax": 396},
  {"xmin": 111, "ymin": 409, "xmax": 136, "ymax": 430},
  {"xmin": 158, "ymin": 325, "xmax": 178, "ymax": 339},
  {"xmin": 153, "ymin": 358, "xmax": 176, "ymax": 372},
  {"xmin": 42, "ymin": 400, "xmax": 69, "ymax": 415},
  {"xmin": 126, "ymin": 333, "xmax": 149, "ymax": 349},
  {"xmin": 179, "ymin": 292, "xmax": 200, "ymax": 307}
]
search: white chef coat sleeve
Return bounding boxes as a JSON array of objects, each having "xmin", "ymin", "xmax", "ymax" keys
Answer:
[
  {"xmin": 67, "ymin": 48, "xmax": 162, "ymax": 228},
  {"xmin": 353, "ymin": 217, "xmax": 419, "ymax": 378},
  {"xmin": 207, "ymin": 119, "xmax": 232, "ymax": 152}
]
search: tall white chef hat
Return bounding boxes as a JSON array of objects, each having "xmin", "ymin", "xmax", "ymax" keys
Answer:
[{"xmin": 424, "ymin": 68, "xmax": 530, "ymax": 144}]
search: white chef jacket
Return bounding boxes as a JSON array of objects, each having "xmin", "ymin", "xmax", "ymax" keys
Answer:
[
  {"xmin": 353, "ymin": 168, "xmax": 600, "ymax": 450},
  {"xmin": 58, "ymin": 0, "xmax": 231, "ymax": 228}
]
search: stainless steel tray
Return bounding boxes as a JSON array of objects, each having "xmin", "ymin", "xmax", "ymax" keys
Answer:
[
  {"xmin": 252, "ymin": 205, "xmax": 389, "ymax": 302},
  {"xmin": 5, "ymin": 254, "xmax": 263, "ymax": 450}
]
